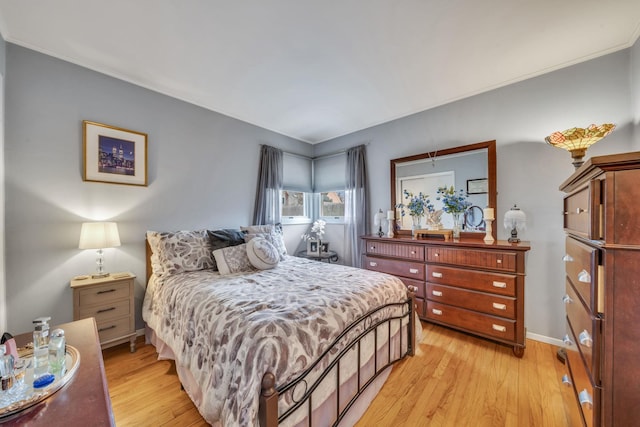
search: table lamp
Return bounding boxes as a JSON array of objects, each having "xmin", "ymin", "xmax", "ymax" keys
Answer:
[
  {"xmin": 79, "ymin": 222, "xmax": 121, "ymax": 278},
  {"xmin": 374, "ymin": 209, "xmax": 386, "ymax": 237},
  {"xmin": 503, "ymin": 205, "xmax": 526, "ymax": 243}
]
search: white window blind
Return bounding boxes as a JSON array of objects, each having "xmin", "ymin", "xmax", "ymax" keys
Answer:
[
  {"xmin": 283, "ymin": 153, "xmax": 312, "ymax": 192},
  {"xmin": 314, "ymin": 154, "xmax": 346, "ymax": 192}
]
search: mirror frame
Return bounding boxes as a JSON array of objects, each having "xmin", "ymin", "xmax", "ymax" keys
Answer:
[{"xmin": 390, "ymin": 140, "xmax": 497, "ymax": 240}]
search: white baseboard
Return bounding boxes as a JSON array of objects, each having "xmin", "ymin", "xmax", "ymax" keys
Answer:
[
  {"xmin": 526, "ymin": 331, "xmax": 563, "ymax": 347},
  {"xmin": 136, "ymin": 327, "xmax": 145, "ymax": 337}
]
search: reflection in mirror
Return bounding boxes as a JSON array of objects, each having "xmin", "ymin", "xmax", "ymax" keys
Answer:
[{"xmin": 390, "ymin": 141, "xmax": 497, "ymax": 239}]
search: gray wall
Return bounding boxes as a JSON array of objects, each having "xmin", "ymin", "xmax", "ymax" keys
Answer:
[
  {"xmin": 0, "ymin": 33, "xmax": 5, "ymax": 333},
  {"xmin": 4, "ymin": 44, "xmax": 312, "ymax": 333},
  {"xmin": 314, "ymin": 45, "xmax": 636, "ymax": 342}
]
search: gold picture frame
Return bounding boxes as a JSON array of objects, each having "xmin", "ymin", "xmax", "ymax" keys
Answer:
[{"xmin": 83, "ymin": 121, "xmax": 148, "ymax": 186}]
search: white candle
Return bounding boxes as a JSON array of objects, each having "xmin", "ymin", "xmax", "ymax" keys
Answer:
[
  {"xmin": 483, "ymin": 207, "xmax": 495, "ymax": 221},
  {"xmin": 387, "ymin": 210, "xmax": 395, "ymax": 220}
]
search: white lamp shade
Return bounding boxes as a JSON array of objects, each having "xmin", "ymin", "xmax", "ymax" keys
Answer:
[
  {"xmin": 79, "ymin": 222, "xmax": 121, "ymax": 249},
  {"xmin": 374, "ymin": 209, "xmax": 386, "ymax": 226},
  {"xmin": 503, "ymin": 206, "xmax": 527, "ymax": 231}
]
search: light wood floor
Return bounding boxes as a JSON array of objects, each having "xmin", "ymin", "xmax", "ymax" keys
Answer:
[{"xmin": 103, "ymin": 322, "xmax": 577, "ymax": 426}]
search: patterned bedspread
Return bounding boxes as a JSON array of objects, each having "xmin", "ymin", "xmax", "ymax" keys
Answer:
[{"xmin": 142, "ymin": 256, "xmax": 409, "ymax": 426}]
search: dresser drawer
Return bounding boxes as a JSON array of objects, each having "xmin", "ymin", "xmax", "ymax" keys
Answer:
[
  {"xmin": 563, "ymin": 185, "xmax": 593, "ymax": 238},
  {"xmin": 564, "ymin": 318, "xmax": 600, "ymax": 427},
  {"xmin": 565, "ymin": 237, "xmax": 602, "ymax": 313},
  {"xmin": 426, "ymin": 265, "xmax": 516, "ymax": 297},
  {"xmin": 565, "ymin": 279, "xmax": 601, "ymax": 385},
  {"xmin": 425, "ymin": 301, "xmax": 516, "ymax": 342},
  {"xmin": 96, "ymin": 316, "xmax": 133, "ymax": 343},
  {"xmin": 398, "ymin": 277, "xmax": 425, "ymax": 299},
  {"xmin": 426, "ymin": 247, "xmax": 517, "ymax": 272},
  {"xmin": 364, "ymin": 240, "xmax": 425, "ymax": 261},
  {"xmin": 426, "ymin": 283, "xmax": 516, "ymax": 319},
  {"xmin": 78, "ymin": 279, "xmax": 131, "ymax": 306},
  {"xmin": 79, "ymin": 298, "xmax": 131, "ymax": 323},
  {"xmin": 363, "ymin": 255, "xmax": 425, "ymax": 280}
]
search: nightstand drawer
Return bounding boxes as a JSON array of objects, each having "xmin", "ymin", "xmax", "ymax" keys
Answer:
[
  {"xmin": 96, "ymin": 316, "xmax": 133, "ymax": 343},
  {"xmin": 79, "ymin": 298, "xmax": 131, "ymax": 323},
  {"xmin": 78, "ymin": 279, "xmax": 131, "ymax": 306}
]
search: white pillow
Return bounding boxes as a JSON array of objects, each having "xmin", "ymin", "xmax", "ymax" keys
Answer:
[
  {"xmin": 246, "ymin": 237, "xmax": 280, "ymax": 270},
  {"xmin": 212, "ymin": 244, "xmax": 255, "ymax": 276}
]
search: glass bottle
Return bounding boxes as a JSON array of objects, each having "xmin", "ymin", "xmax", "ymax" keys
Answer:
[
  {"xmin": 49, "ymin": 329, "xmax": 66, "ymax": 377},
  {"xmin": 0, "ymin": 344, "xmax": 14, "ymax": 392},
  {"xmin": 32, "ymin": 316, "xmax": 51, "ymax": 380}
]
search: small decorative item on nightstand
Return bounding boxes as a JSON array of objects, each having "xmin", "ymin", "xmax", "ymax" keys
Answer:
[{"xmin": 70, "ymin": 272, "xmax": 137, "ymax": 353}]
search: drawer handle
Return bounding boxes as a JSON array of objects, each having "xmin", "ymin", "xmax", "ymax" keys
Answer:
[
  {"xmin": 406, "ymin": 285, "xmax": 418, "ymax": 293},
  {"xmin": 579, "ymin": 330, "xmax": 593, "ymax": 348},
  {"xmin": 98, "ymin": 325, "xmax": 117, "ymax": 333},
  {"xmin": 561, "ymin": 374, "xmax": 572, "ymax": 387},
  {"xmin": 432, "ymin": 290, "xmax": 443, "ymax": 297},
  {"xmin": 370, "ymin": 246, "xmax": 375, "ymax": 250},
  {"xmin": 578, "ymin": 389, "xmax": 593, "ymax": 409},
  {"xmin": 369, "ymin": 261, "xmax": 378, "ymax": 267},
  {"xmin": 492, "ymin": 302, "xmax": 507, "ymax": 310},
  {"xmin": 409, "ymin": 268, "xmax": 419, "ymax": 274},
  {"xmin": 97, "ymin": 307, "xmax": 116, "ymax": 314},
  {"xmin": 497, "ymin": 259, "xmax": 502, "ymax": 264},
  {"xmin": 576, "ymin": 208, "xmax": 586, "ymax": 214},
  {"xmin": 577, "ymin": 269, "xmax": 591, "ymax": 283},
  {"xmin": 563, "ymin": 334, "xmax": 574, "ymax": 347},
  {"xmin": 431, "ymin": 309, "xmax": 443, "ymax": 316},
  {"xmin": 97, "ymin": 289, "xmax": 116, "ymax": 294},
  {"xmin": 492, "ymin": 324, "xmax": 507, "ymax": 332},
  {"xmin": 492, "ymin": 281, "xmax": 507, "ymax": 289},
  {"xmin": 411, "ymin": 250, "xmax": 416, "ymax": 255},
  {"xmin": 562, "ymin": 294, "xmax": 573, "ymax": 305},
  {"xmin": 434, "ymin": 252, "xmax": 439, "ymax": 257},
  {"xmin": 431, "ymin": 272, "xmax": 443, "ymax": 278},
  {"xmin": 562, "ymin": 254, "xmax": 574, "ymax": 262}
]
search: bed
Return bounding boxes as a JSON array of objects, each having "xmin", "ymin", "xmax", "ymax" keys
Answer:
[{"xmin": 142, "ymin": 227, "xmax": 417, "ymax": 426}]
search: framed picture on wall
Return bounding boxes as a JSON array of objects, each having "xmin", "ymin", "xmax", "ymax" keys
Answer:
[
  {"xmin": 83, "ymin": 120, "xmax": 148, "ymax": 186},
  {"xmin": 466, "ymin": 178, "xmax": 488, "ymax": 194}
]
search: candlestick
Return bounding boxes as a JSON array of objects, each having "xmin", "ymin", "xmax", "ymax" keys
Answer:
[
  {"xmin": 484, "ymin": 218, "xmax": 495, "ymax": 244},
  {"xmin": 483, "ymin": 207, "xmax": 495, "ymax": 221}
]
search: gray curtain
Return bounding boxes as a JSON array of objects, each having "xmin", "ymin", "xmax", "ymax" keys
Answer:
[
  {"xmin": 253, "ymin": 145, "xmax": 283, "ymax": 225},
  {"xmin": 344, "ymin": 145, "xmax": 369, "ymax": 267}
]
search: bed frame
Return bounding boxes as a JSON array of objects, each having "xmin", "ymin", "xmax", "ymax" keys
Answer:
[{"xmin": 145, "ymin": 240, "xmax": 416, "ymax": 427}]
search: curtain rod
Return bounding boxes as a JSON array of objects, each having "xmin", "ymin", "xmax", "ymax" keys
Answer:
[{"xmin": 262, "ymin": 142, "xmax": 370, "ymax": 161}]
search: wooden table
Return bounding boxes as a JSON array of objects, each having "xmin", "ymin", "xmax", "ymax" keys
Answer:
[{"xmin": 3, "ymin": 318, "xmax": 115, "ymax": 426}]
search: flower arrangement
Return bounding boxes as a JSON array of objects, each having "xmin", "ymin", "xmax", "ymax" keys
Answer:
[
  {"xmin": 396, "ymin": 190, "xmax": 434, "ymax": 218},
  {"xmin": 301, "ymin": 219, "xmax": 326, "ymax": 241},
  {"xmin": 436, "ymin": 186, "xmax": 472, "ymax": 214}
]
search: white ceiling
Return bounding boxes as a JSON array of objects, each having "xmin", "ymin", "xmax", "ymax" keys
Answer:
[{"xmin": 0, "ymin": 1, "xmax": 639, "ymax": 143}]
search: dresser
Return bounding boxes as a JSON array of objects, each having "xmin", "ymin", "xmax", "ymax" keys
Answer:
[
  {"xmin": 70, "ymin": 273, "xmax": 136, "ymax": 352},
  {"xmin": 559, "ymin": 152, "xmax": 640, "ymax": 427},
  {"xmin": 362, "ymin": 236, "xmax": 530, "ymax": 357}
]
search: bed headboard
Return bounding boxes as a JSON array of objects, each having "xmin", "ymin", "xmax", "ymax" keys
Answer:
[{"xmin": 146, "ymin": 237, "xmax": 152, "ymax": 285}]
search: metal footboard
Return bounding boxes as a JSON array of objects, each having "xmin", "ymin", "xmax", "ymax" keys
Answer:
[{"xmin": 260, "ymin": 289, "xmax": 416, "ymax": 427}]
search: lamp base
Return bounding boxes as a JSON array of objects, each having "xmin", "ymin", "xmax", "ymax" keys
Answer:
[
  {"xmin": 483, "ymin": 219, "xmax": 495, "ymax": 244},
  {"xmin": 91, "ymin": 272, "xmax": 110, "ymax": 279}
]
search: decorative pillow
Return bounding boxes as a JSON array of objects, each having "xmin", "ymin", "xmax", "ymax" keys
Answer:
[
  {"xmin": 146, "ymin": 230, "xmax": 214, "ymax": 277},
  {"xmin": 208, "ymin": 229, "xmax": 246, "ymax": 270},
  {"xmin": 246, "ymin": 237, "xmax": 280, "ymax": 270},
  {"xmin": 213, "ymin": 243, "xmax": 255, "ymax": 276},
  {"xmin": 241, "ymin": 224, "xmax": 287, "ymax": 260}
]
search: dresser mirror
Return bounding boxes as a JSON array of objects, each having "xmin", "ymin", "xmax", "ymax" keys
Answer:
[{"xmin": 390, "ymin": 140, "xmax": 497, "ymax": 239}]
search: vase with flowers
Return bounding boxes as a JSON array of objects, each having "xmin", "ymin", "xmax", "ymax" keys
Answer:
[
  {"xmin": 396, "ymin": 190, "xmax": 434, "ymax": 237},
  {"xmin": 301, "ymin": 219, "xmax": 326, "ymax": 254},
  {"xmin": 436, "ymin": 186, "xmax": 472, "ymax": 238}
]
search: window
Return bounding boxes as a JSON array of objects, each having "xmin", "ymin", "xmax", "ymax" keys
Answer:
[
  {"xmin": 320, "ymin": 190, "xmax": 345, "ymax": 222},
  {"xmin": 281, "ymin": 190, "xmax": 311, "ymax": 224}
]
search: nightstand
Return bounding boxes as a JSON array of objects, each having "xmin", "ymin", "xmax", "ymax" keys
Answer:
[{"xmin": 70, "ymin": 272, "xmax": 136, "ymax": 353}]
